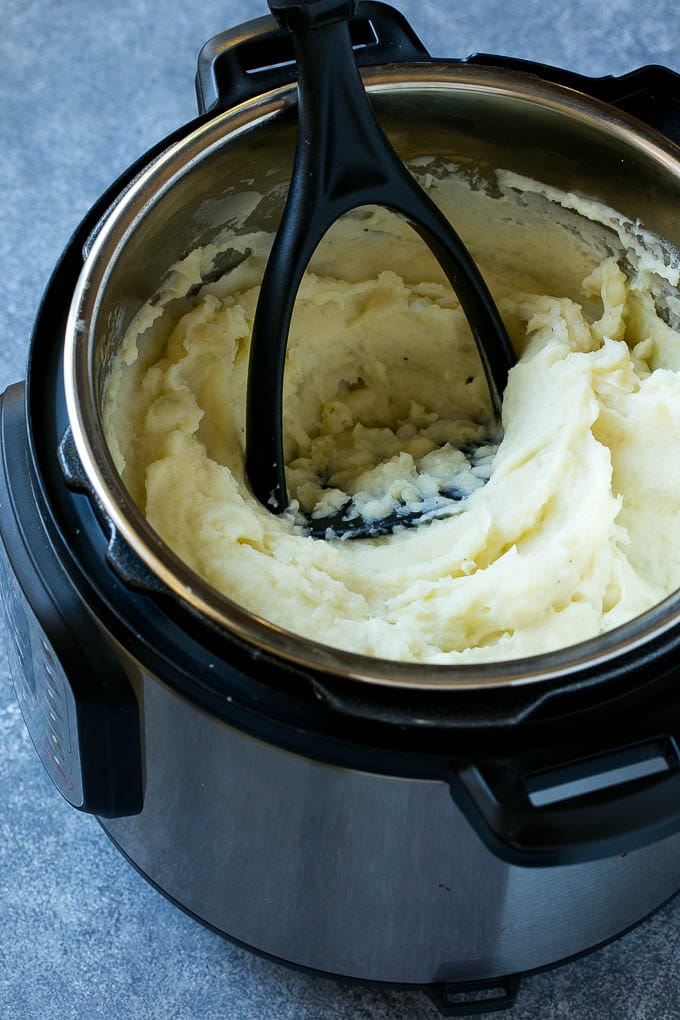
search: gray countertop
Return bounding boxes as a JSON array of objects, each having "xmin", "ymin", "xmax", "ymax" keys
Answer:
[{"xmin": 2, "ymin": 1, "xmax": 680, "ymax": 1017}]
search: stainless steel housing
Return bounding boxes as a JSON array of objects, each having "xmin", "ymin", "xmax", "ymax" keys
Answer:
[{"xmin": 102, "ymin": 652, "xmax": 680, "ymax": 983}]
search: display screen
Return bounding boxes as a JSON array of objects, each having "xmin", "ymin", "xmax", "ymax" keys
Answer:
[{"xmin": 0, "ymin": 536, "xmax": 83, "ymax": 806}]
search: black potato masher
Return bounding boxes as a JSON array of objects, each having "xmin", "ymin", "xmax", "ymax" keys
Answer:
[{"xmin": 246, "ymin": 0, "xmax": 516, "ymax": 538}]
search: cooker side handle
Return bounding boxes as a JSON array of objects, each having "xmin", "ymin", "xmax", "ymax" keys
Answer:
[
  {"xmin": 195, "ymin": 1, "xmax": 430, "ymax": 114},
  {"xmin": 585, "ymin": 64, "xmax": 680, "ymax": 145},
  {"xmin": 0, "ymin": 383, "xmax": 143, "ymax": 818},
  {"xmin": 467, "ymin": 55, "xmax": 680, "ymax": 147},
  {"xmin": 451, "ymin": 727, "xmax": 680, "ymax": 867}
]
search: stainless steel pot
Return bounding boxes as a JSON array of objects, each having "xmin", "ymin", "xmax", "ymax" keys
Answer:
[
  {"xmin": 66, "ymin": 22, "xmax": 680, "ymax": 689},
  {"xmin": 4, "ymin": 4, "xmax": 680, "ymax": 1014}
]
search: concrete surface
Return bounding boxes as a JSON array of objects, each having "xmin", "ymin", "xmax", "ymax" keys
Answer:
[{"xmin": 2, "ymin": 1, "xmax": 680, "ymax": 1017}]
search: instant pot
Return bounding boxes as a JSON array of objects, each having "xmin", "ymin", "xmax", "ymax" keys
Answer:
[{"xmin": 4, "ymin": 4, "xmax": 680, "ymax": 1014}]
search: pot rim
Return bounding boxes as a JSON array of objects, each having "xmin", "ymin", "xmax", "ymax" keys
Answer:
[{"xmin": 64, "ymin": 60, "xmax": 680, "ymax": 691}]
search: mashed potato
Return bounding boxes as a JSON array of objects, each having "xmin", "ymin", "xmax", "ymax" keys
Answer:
[{"xmin": 103, "ymin": 164, "xmax": 680, "ymax": 663}]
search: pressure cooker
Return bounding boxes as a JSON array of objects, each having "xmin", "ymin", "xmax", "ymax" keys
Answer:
[{"xmin": 4, "ymin": 3, "xmax": 680, "ymax": 1015}]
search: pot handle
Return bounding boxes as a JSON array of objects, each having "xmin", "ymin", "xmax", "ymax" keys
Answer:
[
  {"xmin": 467, "ymin": 55, "xmax": 680, "ymax": 147},
  {"xmin": 452, "ymin": 731, "xmax": 680, "ymax": 867},
  {"xmin": 195, "ymin": 1, "xmax": 430, "ymax": 114}
]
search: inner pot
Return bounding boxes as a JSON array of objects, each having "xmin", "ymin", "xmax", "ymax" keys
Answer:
[{"xmin": 65, "ymin": 62, "xmax": 680, "ymax": 689}]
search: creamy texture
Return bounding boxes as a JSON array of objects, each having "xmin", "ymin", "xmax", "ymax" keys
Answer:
[{"xmin": 103, "ymin": 165, "xmax": 680, "ymax": 663}]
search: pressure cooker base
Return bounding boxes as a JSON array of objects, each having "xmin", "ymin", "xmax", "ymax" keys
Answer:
[
  {"xmin": 100, "ymin": 667, "xmax": 680, "ymax": 987},
  {"xmin": 98, "ymin": 819, "xmax": 680, "ymax": 1014}
]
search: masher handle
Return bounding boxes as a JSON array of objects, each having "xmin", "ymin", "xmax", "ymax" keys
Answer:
[
  {"xmin": 246, "ymin": 0, "xmax": 516, "ymax": 514},
  {"xmin": 268, "ymin": 0, "xmax": 358, "ymax": 29}
]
